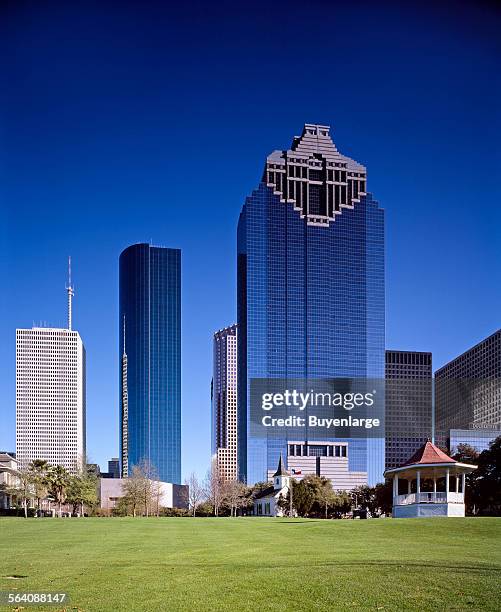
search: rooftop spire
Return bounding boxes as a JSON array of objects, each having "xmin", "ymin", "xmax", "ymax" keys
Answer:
[{"xmin": 66, "ymin": 256, "xmax": 74, "ymax": 330}]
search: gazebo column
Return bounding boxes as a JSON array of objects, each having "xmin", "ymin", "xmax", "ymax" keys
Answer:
[
  {"xmin": 455, "ymin": 475, "xmax": 459, "ymax": 494},
  {"xmin": 462, "ymin": 472, "xmax": 466, "ymax": 495},
  {"xmin": 445, "ymin": 469, "xmax": 450, "ymax": 503},
  {"xmin": 416, "ymin": 471, "xmax": 421, "ymax": 503},
  {"xmin": 407, "ymin": 479, "xmax": 411, "ymax": 494},
  {"xmin": 433, "ymin": 477, "xmax": 437, "ymax": 502}
]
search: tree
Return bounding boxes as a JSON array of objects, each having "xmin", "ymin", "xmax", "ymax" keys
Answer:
[
  {"xmin": 225, "ymin": 481, "xmax": 247, "ymax": 517},
  {"xmin": 204, "ymin": 458, "xmax": 226, "ymax": 516},
  {"xmin": 279, "ymin": 477, "xmax": 316, "ymax": 517},
  {"xmin": 374, "ymin": 481, "xmax": 393, "ymax": 516},
  {"xmin": 66, "ymin": 472, "xmax": 98, "ymax": 516},
  {"xmin": 28, "ymin": 459, "xmax": 49, "ymax": 513},
  {"xmin": 185, "ymin": 472, "xmax": 204, "ymax": 517},
  {"xmin": 330, "ymin": 491, "xmax": 352, "ymax": 517},
  {"xmin": 475, "ymin": 437, "xmax": 501, "ymax": 516},
  {"xmin": 46, "ymin": 465, "xmax": 71, "ymax": 517},
  {"xmin": 314, "ymin": 477, "xmax": 337, "ymax": 518},
  {"xmin": 121, "ymin": 462, "xmax": 156, "ymax": 517},
  {"xmin": 351, "ymin": 485, "xmax": 378, "ymax": 515},
  {"xmin": 13, "ymin": 468, "xmax": 34, "ymax": 518}
]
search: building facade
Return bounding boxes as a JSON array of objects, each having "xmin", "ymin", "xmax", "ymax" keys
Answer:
[
  {"xmin": 435, "ymin": 329, "xmax": 501, "ymax": 450},
  {"xmin": 119, "ymin": 243, "xmax": 181, "ymax": 484},
  {"xmin": 385, "ymin": 350, "xmax": 433, "ymax": 470},
  {"xmin": 281, "ymin": 441, "xmax": 367, "ymax": 490},
  {"xmin": 99, "ymin": 478, "xmax": 188, "ymax": 512},
  {"xmin": 15, "ymin": 325, "xmax": 86, "ymax": 473},
  {"xmin": 212, "ymin": 325, "xmax": 238, "ymax": 482},
  {"xmin": 0, "ymin": 453, "xmax": 20, "ymax": 509},
  {"xmin": 237, "ymin": 123, "xmax": 385, "ymax": 485},
  {"xmin": 449, "ymin": 428, "xmax": 500, "ymax": 454}
]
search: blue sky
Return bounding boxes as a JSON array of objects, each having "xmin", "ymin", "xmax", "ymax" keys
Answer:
[{"xmin": 1, "ymin": 0, "xmax": 500, "ymax": 479}]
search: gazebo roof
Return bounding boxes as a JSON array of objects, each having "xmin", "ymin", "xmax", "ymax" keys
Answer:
[
  {"xmin": 384, "ymin": 440, "xmax": 478, "ymax": 478},
  {"xmin": 402, "ymin": 441, "xmax": 455, "ymax": 467}
]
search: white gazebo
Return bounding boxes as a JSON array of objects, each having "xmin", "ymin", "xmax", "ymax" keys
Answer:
[{"xmin": 384, "ymin": 440, "xmax": 477, "ymax": 518}]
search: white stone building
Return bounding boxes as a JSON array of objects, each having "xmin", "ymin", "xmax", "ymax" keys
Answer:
[
  {"xmin": 254, "ymin": 455, "xmax": 291, "ymax": 517},
  {"xmin": 15, "ymin": 266, "xmax": 86, "ymax": 474}
]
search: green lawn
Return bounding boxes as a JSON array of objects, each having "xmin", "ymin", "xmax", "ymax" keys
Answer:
[{"xmin": 0, "ymin": 517, "xmax": 500, "ymax": 611}]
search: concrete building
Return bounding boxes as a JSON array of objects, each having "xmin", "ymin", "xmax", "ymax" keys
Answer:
[
  {"xmin": 16, "ymin": 261, "xmax": 86, "ymax": 473},
  {"xmin": 98, "ymin": 478, "xmax": 188, "ymax": 512},
  {"xmin": 212, "ymin": 325, "xmax": 238, "ymax": 482},
  {"xmin": 238, "ymin": 123, "xmax": 385, "ymax": 486},
  {"xmin": 385, "ymin": 350, "xmax": 433, "ymax": 470},
  {"xmin": 435, "ymin": 329, "xmax": 501, "ymax": 450},
  {"xmin": 271, "ymin": 441, "xmax": 366, "ymax": 491}
]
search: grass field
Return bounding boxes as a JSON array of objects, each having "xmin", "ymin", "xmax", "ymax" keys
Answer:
[{"xmin": 1, "ymin": 517, "xmax": 500, "ymax": 611}]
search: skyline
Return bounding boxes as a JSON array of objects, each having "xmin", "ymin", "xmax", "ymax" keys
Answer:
[{"xmin": 1, "ymin": 0, "xmax": 501, "ymax": 479}]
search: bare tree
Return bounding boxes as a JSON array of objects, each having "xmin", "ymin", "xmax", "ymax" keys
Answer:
[
  {"xmin": 204, "ymin": 457, "xmax": 226, "ymax": 517},
  {"xmin": 121, "ymin": 466, "xmax": 146, "ymax": 517},
  {"xmin": 225, "ymin": 481, "xmax": 247, "ymax": 517},
  {"xmin": 13, "ymin": 468, "xmax": 34, "ymax": 518},
  {"xmin": 185, "ymin": 472, "xmax": 204, "ymax": 517}
]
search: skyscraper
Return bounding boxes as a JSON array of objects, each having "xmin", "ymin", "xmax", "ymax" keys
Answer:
[
  {"xmin": 16, "ymin": 260, "xmax": 86, "ymax": 473},
  {"xmin": 212, "ymin": 325, "xmax": 238, "ymax": 482},
  {"xmin": 119, "ymin": 243, "xmax": 181, "ymax": 483},
  {"xmin": 237, "ymin": 123, "xmax": 385, "ymax": 485},
  {"xmin": 385, "ymin": 350, "xmax": 433, "ymax": 470},
  {"xmin": 435, "ymin": 329, "xmax": 501, "ymax": 450}
]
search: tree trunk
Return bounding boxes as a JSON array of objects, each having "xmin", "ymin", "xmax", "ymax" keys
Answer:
[
  {"xmin": 24, "ymin": 499, "xmax": 28, "ymax": 518},
  {"xmin": 325, "ymin": 503, "xmax": 328, "ymax": 519}
]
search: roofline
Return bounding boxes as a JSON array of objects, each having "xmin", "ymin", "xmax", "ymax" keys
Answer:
[
  {"xmin": 435, "ymin": 328, "xmax": 501, "ymax": 374},
  {"xmin": 384, "ymin": 462, "xmax": 478, "ymax": 476}
]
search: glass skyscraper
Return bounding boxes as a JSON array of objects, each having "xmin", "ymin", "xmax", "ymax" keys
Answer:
[
  {"xmin": 119, "ymin": 243, "xmax": 181, "ymax": 484},
  {"xmin": 237, "ymin": 124, "xmax": 385, "ymax": 485}
]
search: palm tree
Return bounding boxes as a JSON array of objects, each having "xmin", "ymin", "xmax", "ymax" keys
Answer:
[
  {"xmin": 46, "ymin": 465, "xmax": 70, "ymax": 517},
  {"xmin": 28, "ymin": 459, "xmax": 49, "ymax": 514}
]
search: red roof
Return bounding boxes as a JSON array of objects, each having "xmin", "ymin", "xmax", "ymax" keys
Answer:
[{"xmin": 402, "ymin": 440, "xmax": 456, "ymax": 467}]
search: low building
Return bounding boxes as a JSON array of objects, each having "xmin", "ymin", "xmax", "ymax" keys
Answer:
[
  {"xmin": 0, "ymin": 453, "xmax": 20, "ymax": 509},
  {"xmin": 270, "ymin": 441, "xmax": 366, "ymax": 491},
  {"xmin": 384, "ymin": 440, "xmax": 477, "ymax": 518},
  {"xmin": 254, "ymin": 455, "xmax": 291, "ymax": 517},
  {"xmin": 98, "ymin": 478, "xmax": 188, "ymax": 512}
]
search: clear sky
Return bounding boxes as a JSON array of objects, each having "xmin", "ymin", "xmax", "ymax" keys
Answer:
[{"xmin": 1, "ymin": 0, "xmax": 500, "ymax": 480}]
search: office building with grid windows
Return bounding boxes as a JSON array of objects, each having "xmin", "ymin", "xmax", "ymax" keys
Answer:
[
  {"xmin": 212, "ymin": 325, "xmax": 238, "ymax": 481},
  {"xmin": 15, "ymin": 272, "xmax": 86, "ymax": 474},
  {"xmin": 237, "ymin": 123, "xmax": 385, "ymax": 485},
  {"xmin": 385, "ymin": 350, "xmax": 433, "ymax": 470},
  {"xmin": 435, "ymin": 329, "xmax": 501, "ymax": 450},
  {"xmin": 119, "ymin": 243, "xmax": 181, "ymax": 484}
]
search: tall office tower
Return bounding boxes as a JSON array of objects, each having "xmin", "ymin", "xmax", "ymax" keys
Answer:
[
  {"xmin": 237, "ymin": 123, "xmax": 385, "ymax": 485},
  {"xmin": 16, "ymin": 261, "xmax": 86, "ymax": 473},
  {"xmin": 385, "ymin": 350, "xmax": 433, "ymax": 470},
  {"xmin": 435, "ymin": 329, "xmax": 501, "ymax": 451},
  {"xmin": 119, "ymin": 243, "xmax": 181, "ymax": 484},
  {"xmin": 212, "ymin": 325, "xmax": 238, "ymax": 482}
]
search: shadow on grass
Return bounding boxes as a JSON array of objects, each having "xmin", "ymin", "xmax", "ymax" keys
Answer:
[{"xmin": 129, "ymin": 560, "xmax": 501, "ymax": 574}]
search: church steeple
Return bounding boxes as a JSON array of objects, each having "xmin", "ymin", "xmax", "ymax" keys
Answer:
[{"xmin": 273, "ymin": 453, "xmax": 290, "ymax": 490}]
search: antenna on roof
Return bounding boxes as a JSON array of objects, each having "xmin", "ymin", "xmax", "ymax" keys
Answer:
[{"xmin": 66, "ymin": 256, "xmax": 74, "ymax": 330}]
